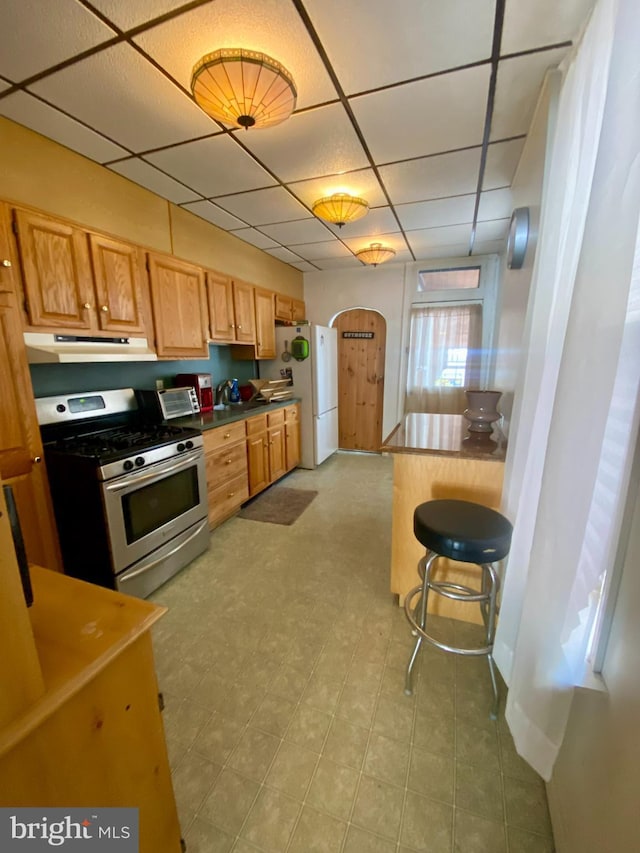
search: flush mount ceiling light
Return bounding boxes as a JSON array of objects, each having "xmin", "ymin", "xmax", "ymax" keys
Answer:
[
  {"xmin": 356, "ymin": 242, "xmax": 396, "ymax": 267},
  {"xmin": 312, "ymin": 193, "xmax": 369, "ymax": 228},
  {"xmin": 190, "ymin": 48, "xmax": 297, "ymax": 130}
]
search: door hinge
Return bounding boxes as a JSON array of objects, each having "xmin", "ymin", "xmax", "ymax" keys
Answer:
[{"xmin": 157, "ymin": 691, "xmax": 165, "ymax": 712}]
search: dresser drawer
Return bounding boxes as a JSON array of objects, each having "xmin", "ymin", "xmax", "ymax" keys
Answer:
[
  {"xmin": 208, "ymin": 473, "xmax": 249, "ymax": 527},
  {"xmin": 205, "ymin": 441, "xmax": 247, "ymax": 490},
  {"xmin": 203, "ymin": 420, "xmax": 246, "ymax": 452}
]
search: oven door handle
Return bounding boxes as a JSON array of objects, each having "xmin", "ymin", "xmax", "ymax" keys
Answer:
[
  {"xmin": 105, "ymin": 449, "xmax": 203, "ymax": 492},
  {"xmin": 119, "ymin": 518, "xmax": 209, "ymax": 582}
]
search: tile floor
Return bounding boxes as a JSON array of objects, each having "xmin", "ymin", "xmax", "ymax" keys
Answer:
[{"xmin": 150, "ymin": 452, "xmax": 554, "ymax": 853}]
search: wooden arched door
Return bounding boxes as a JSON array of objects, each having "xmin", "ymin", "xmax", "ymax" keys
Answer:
[{"xmin": 334, "ymin": 309, "xmax": 386, "ymax": 451}]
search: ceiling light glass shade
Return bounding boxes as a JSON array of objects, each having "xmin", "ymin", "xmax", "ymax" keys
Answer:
[
  {"xmin": 191, "ymin": 48, "xmax": 297, "ymax": 129},
  {"xmin": 312, "ymin": 193, "xmax": 369, "ymax": 227},
  {"xmin": 356, "ymin": 242, "xmax": 396, "ymax": 266}
]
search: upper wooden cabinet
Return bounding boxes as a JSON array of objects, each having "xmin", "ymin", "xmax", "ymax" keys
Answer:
[
  {"xmin": 147, "ymin": 252, "xmax": 209, "ymax": 359},
  {"xmin": 274, "ymin": 293, "xmax": 306, "ymax": 323},
  {"xmin": 88, "ymin": 234, "xmax": 147, "ymax": 335},
  {"xmin": 13, "ymin": 209, "xmax": 149, "ymax": 337},
  {"xmin": 206, "ymin": 272, "xmax": 256, "ymax": 344},
  {"xmin": 292, "ymin": 299, "xmax": 306, "ymax": 322},
  {"xmin": 254, "ymin": 287, "xmax": 276, "ymax": 358}
]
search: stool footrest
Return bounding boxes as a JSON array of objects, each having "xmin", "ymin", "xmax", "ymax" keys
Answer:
[
  {"xmin": 404, "ymin": 586, "xmax": 493, "ymax": 657},
  {"xmin": 429, "ymin": 580, "xmax": 490, "ymax": 603}
]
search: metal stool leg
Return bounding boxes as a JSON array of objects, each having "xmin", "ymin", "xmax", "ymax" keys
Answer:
[
  {"xmin": 404, "ymin": 551, "xmax": 437, "ymax": 696},
  {"xmin": 482, "ymin": 563, "xmax": 501, "ymax": 719}
]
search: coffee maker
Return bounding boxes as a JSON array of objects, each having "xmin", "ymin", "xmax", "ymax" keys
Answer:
[{"xmin": 174, "ymin": 373, "xmax": 214, "ymax": 412}]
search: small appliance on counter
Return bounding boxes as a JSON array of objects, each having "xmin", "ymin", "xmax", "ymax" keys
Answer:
[
  {"xmin": 174, "ymin": 372, "xmax": 214, "ymax": 412},
  {"xmin": 135, "ymin": 386, "xmax": 200, "ymax": 421}
]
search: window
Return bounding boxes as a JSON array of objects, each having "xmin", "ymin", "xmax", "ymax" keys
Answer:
[
  {"xmin": 418, "ymin": 266, "xmax": 480, "ymax": 292},
  {"xmin": 406, "ymin": 303, "xmax": 483, "ymax": 413}
]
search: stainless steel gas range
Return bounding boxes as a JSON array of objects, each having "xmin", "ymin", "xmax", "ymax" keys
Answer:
[{"xmin": 37, "ymin": 388, "xmax": 209, "ymax": 598}]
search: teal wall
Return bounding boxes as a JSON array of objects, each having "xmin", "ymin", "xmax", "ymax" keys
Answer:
[{"xmin": 30, "ymin": 344, "xmax": 256, "ymax": 398}]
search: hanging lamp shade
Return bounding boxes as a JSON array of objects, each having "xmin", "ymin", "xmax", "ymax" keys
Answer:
[
  {"xmin": 356, "ymin": 242, "xmax": 396, "ymax": 267},
  {"xmin": 191, "ymin": 48, "xmax": 297, "ymax": 129},
  {"xmin": 312, "ymin": 193, "xmax": 369, "ymax": 227}
]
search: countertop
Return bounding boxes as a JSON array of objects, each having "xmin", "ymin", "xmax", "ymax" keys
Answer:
[
  {"xmin": 381, "ymin": 413, "xmax": 506, "ymax": 461},
  {"xmin": 172, "ymin": 397, "xmax": 301, "ymax": 431}
]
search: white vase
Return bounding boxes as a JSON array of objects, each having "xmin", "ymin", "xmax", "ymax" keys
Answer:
[{"xmin": 463, "ymin": 390, "xmax": 502, "ymax": 433}]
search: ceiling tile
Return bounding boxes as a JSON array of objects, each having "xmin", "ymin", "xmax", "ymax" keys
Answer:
[
  {"xmin": 0, "ymin": 0, "xmax": 115, "ymax": 82},
  {"xmin": 134, "ymin": 0, "xmax": 337, "ymax": 111},
  {"xmin": 351, "ymin": 65, "xmax": 491, "ymax": 163},
  {"xmin": 405, "ymin": 224, "xmax": 473, "ymax": 255},
  {"xmin": 0, "ymin": 91, "xmax": 129, "ymax": 163},
  {"xmin": 396, "ymin": 195, "xmax": 475, "ymax": 231},
  {"xmin": 0, "ymin": 79, "xmax": 11, "ymax": 93},
  {"xmin": 89, "ymin": 0, "xmax": 190, "ymax": 30},
  {"xmin": 146, "ymin": 135, "xmax": 276, "ymax": 197},
  {"xmin": 502, "ymin": 0, "xmax": 596, "ymax": 54},
  {"xmin": 288, "ymin": 169, "xmax": 387, "ymax": 209},
  {"xmin": 311, "ymin": 256, "xmax": 362, "ymax": 270},
  {"xmin": 484, "ymin": 138, "xmax": 526, "ymax": 189},
  {"xmin": 265, "ymin": 246, "xmax": 306, "ymax": 264},
  {"xmin": 472, "ymin": 239, "xmax": 505, "ymax": 256},
  {"xmin": 475, "ymin": 219, "xmax": 510, "ymax": 242},
  {"xmin": 229, "ymin": 228, "xmax": 279, "ymax": 250},
  {"xmin": 29, "ymin": 43, "xmax": 217, "ymax": 152},
  {"xmin": 491, "ymin": 47, "xmax": 568, "ymax": 140},
  {"xmin": 318, "ymin": 207, "xmax": 400, "ymax": 240},
  {"xmin": 379, "ymin": 148, "xmax": 482, "ymax": 205},
  {"xmin": 291, "ymin": 241, "xmax": 354, "ymax": 261},
  {"xmin": 181, "ymin": 200, "xmax": 246, "ymax": 230},
  {"xmin": 260, "ymin": 218, "xmax": 334, "ymax": 246},
  {"xmin": 239, "ymin": 103, "xmax": 369, "ymax": 183},
  {"xmin": 305, "ymin": 0, "xmax": 494, "ymax": 94},
  {"xmin": 418, "ymin": 243, "xmax": 472, "ymax": 260},
  {"xmin": 107, "ymin": 157, "xmax": 201, "ymax": 203},
  {"xmin": 477, "ymin": 188, "xmax": 513, "ymax": 221},
  {"xmin": 291, "ymin": 261, "xmax": 320, "ymax": 273},
  {"xmin": 215, "ymin": 187, "xmax": 310, "ymax": 226}
]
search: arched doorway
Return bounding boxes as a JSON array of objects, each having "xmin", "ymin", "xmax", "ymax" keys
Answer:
[{"xmin": 333, "ymin": 308, "xmax": 386, "ymax": 452}]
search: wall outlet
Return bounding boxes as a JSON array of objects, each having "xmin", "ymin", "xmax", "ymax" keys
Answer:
[{"xmin": 155, "ymin": 379, "xmax": 164, "ymax": 390}]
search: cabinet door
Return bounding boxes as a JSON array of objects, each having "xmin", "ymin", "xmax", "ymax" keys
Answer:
[
  {"xmin": 254, "ymin": 288, "xmax": 276, "ymax": 359},
  {"xmin": 268, "ymin": 424, "xmax": 287, "ymax": 482},
  {"xmin": 232, "ymin": 280, "xmax": 256, "ymax": 343},
  {"xmin": 14, "ymin": 209, "xmax": 94, "ymax": 329},
  {"xmin": 285, "ymin": 406, "xmax": 301, "ymax": 470},
  {"xmin": 246, "ymin": 433, "xmax": 269, "ymax": 496},
  {"xmin": 292, "ymin": 299, "xmax": 306, "ymax": 322},
  {"xmin": 207, "ymin": 271, "xmax": 235, "ymax": 342},
  {"xmin": 147, "ymin": 253, "xmax": 208, "ymax": 358},
  {"xmin": 274, "ymin": 294, "xmax": 292, "ymax": 321},
  {"xmin": 89, "ymin": 234, "xmax": 147, "ymax": 335}
]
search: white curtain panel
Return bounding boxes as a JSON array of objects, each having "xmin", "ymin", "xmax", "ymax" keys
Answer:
[{"xmin": 494, "ymin": 0, "xmax": 640, "ymax": 780}]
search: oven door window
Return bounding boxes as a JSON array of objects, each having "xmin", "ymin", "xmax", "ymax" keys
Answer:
[{"xmin": 122, "ymin": 465, "xmax": 200, "ymax": 544}]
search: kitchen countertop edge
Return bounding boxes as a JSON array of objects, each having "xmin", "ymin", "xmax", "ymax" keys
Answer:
[{"xmin": 172, "ymin": 398, "xmax": 301, "ymax": 431}]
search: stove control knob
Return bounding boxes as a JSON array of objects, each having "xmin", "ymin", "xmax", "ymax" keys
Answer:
[
  {"xmin": 123, "ymin": 460, "xmax": 134, "ymax": 471},
  {"xmin": 177, "ymin": 443, "xmax": 186, "ymax": 452},
  {"xmin": 185, "ymin": 440, "xmax": 194, "ymax": 450},
  {"xmin": 56, "ymin": 404, "xmax": 66, "ymax": 413},
  {"xmin": 135, "ymin": 456, "xmax": 145, "ymax": 467}
]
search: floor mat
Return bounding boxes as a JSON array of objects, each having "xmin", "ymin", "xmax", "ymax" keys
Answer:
[{"xmin": 237, "ymin": 486, "xmax": 318, "ymax": 525}]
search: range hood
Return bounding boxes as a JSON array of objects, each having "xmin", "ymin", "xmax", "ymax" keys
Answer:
[{"xmin": 24, "ymin": 332, "xmax": 158, "ymax": 364}]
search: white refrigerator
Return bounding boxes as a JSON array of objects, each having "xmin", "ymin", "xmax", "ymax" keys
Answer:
[{"xmin": 261, "ymin": 324, "xmax": 338, "ymax": 469}]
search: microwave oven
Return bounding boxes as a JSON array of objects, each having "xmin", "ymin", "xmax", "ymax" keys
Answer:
[{"xmin": 135, "ymin": 387, "xmax": 200, "ymax": 421}]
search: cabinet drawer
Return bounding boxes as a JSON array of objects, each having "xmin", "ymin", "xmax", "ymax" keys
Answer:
[
  {"xmin": 267, "ymin": 409, "xmax": 285, "ymax": 428},
  {"xmin": 203, "ymin": 420, "xmax": 246, "ymax": 452},
  {"xmin": 208, "ymin": 473, "xmax": 249, "ymax": 527},
  {"xmin": 284, "ymin": 404, "xmax": 299, "ymax": 422},
  {"xmin": 206, "ymin": 441, "xmax": 247, "ymax": 490},
  {"xmin": 246, "ymin": 413, "xmax": 268, "ymax": 435}
]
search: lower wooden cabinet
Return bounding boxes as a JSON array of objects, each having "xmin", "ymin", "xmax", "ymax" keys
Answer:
[
  {"xmin": 284, "ymin": 404, "xmax": 301, "ymax": 470},
  {"xmin": 203, "ymin": 421, "xmax": 248, "ymax": 528},
  {"xmin": 245, "ymin": 410, "xmax": 288, "ymax": 498}
]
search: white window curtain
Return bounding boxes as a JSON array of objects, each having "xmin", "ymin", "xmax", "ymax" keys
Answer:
[
  {"xmin": 494, "ymin": 0, "xmax": 640, "ymax": 781},
  {"xmin": 405, "ymin": 303, "xmax": 482, "ymax": 414}
]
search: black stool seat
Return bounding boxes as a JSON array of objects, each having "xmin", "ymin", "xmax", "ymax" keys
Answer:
[{"xmin": 414, "ymin": 499, "xmax": 513, "ymax": 564}]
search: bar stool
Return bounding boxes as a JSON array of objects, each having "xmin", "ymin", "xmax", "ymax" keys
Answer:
[{"xmin": 404, "ymin": 499, "xmax": 513, "ymax": 719}]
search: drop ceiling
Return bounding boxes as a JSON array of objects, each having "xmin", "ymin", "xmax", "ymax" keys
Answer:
[{"xmin": 0, "ymin": 0, "xmax": 596, "ymax": 273}]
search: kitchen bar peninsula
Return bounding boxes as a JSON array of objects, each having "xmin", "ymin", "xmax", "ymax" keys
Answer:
[{"xmin": 381, "ymin": 413, "xmax": 506, "ymax": 624}]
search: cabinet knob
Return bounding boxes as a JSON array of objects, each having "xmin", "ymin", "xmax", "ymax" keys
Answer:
[
  {"xmin": 101, "ymin": 305, "xmax": 108, "ymax": 312},
  {"xmin": 230, "ymin": 323, "xmax": 235, "ymax": 329},
  {"xmin": 83, "ymin": 302, "xmax": 92, "ymax": 310},
  {"xmin": 237, "ymin": 325, "xmax": 242, "ymax": 330},
  {"xmin": 225, "ymin": 457, "xmax": 232, "ymax": 465},
  {"xmin": 1, "ymin": 259, "xmax": 11, "ymax": 268},
  {"xmin": 227, "ymin": 491, "xmax": 236, "ymax": 498},
  {"xmin": 33, "ymin": 456, "xmax": 42, "ymax": 464},
  {"xmin": 224, "ymin": 432, "xmax": 230, "ymax": 439}
]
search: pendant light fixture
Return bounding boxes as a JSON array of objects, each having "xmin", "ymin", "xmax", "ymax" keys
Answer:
[
  {"xmin": 356, "ymin": 242, "xmax": 396, "ymax": 267},
  {"xmin": 312, "ymin": 193, "xmax": 369, "ymax": 228},
  {"xmin": 191, "ymin": 48, "xmax": 297, "ymax": 130}
]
